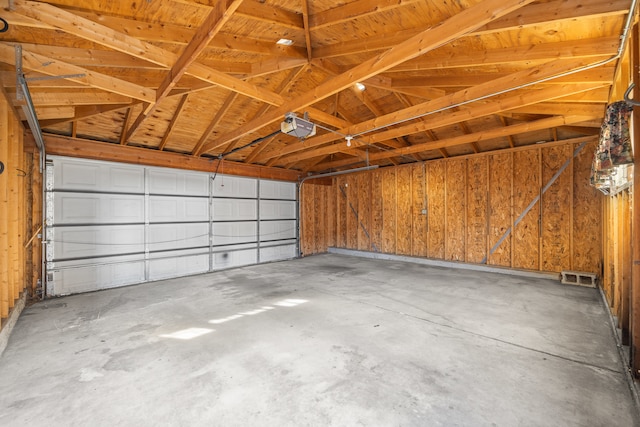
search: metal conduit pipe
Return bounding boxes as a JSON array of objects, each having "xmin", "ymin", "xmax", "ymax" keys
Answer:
[{"xmin": 297, "ymin": 165, "xmax": 379, "ymax": 258}]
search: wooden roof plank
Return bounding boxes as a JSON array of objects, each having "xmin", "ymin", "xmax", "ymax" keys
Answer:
[
  {"xmin": 197, "ymin": 0, "xmax": 538, "ymax": 156},
  {"xmin": 158, "ymin": 94, "xmax": 190, "ymax": 151}
]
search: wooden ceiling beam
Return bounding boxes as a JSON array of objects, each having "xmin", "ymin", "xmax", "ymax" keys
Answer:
[
  {"xmin": 315, "ymin": 115, "xmax": 596, "ymax": 169},
  {"xmin": 41, "ymin": 133, "xmax": 301, "ymax": 182},
  {"xmin": 39, "ymin": 103, "xmax": 135, "ymax": 127},
  {"xmin": 198, "ymin": 0, "xmax": 537, "ymax": 156},
  {"xmin": 260, "ymin": 58, "xmax": 605, "ymax": 162},
  {"xmin": 277, "ymin": 83, "xmax": 604, "ymax": 164},
  {"xmin": 33, "ymin": 106, "xmax": 75, "ymax": 120},
  {"xmin": 127, "ymin": 0, "xmax": 242, "ymax": 140},
  {"xmin": 318, "ymin": 134, "xmax": 598, "ymax": 170},
  {"xmin": 388, "ymin": 67, "xmax": 616, "ymax": 88},
  {"xmin": 10, "ymin": 0, "xmax": 284, "ymax": 107},
  {"xmin": 313, "ymin": 0, "xmax": 630, "ymax": 58},
  {"xmin": 68, "ymin": 10, "xmax": 303, "ymax": 57},
  {"xmin": 0, "ymin": 43, "xmax": 155, "ymax": 103},
  {"xmin": 388, "ymin": 37, "xmax": 618, "ymax": 73},
  {"xmin": 27, "ymin": 91, "xmax": 131, "ymax": 106},
  {"xmin": 302, "ymin": 0, "xmax": 313, "ymax": 61}
]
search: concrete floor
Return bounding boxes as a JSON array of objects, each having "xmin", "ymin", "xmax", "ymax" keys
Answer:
[{"xmin": 0, "ymin": 254, "xmax": 638, "ymax": 427}]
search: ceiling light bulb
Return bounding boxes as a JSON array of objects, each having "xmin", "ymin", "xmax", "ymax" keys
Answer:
[
  {"xmin": 277, "ymin": 38, "xmax": 294, "ymax": 46},
  {"xmin": 346, "ymin": 135, "xmax": 353, "ymax": 147},
  {"xmin": 355, "ymin": 82, "xmax": 366, "ymax": 91}
]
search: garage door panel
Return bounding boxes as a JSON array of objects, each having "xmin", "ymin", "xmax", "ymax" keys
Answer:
[
  {"xmin": 212, "ymin": 199, "xmax": 257, "ymax": 221},
  {"xmin": 260, "ymin": 200, "xmax": 296, "ymax": 220},
  {"xmin": 148, "ymin": 250, "xmax": 209, "ymax": 281},
  {"xmin": 53, "ymin": 157, "xmax": 144, "ymax": 193},
  {"xmin": 48, "ymin": 157, "xmax": 298, "ymax": 295},
  {"xmin": 149, "ymin": 196, "xmax": 209, "ymax": 222},
  {"xmin": 148, "ymin": 223, "xmax": 209, "ymax": 251},
  {"xmin": 260, "ymin": 244, "xmax": 296, "ymax": 262},
  {"xmin": 48, "ymin": 256, "xmax": 145, "ymax": 296},
  {"xmin": 148, "ymin": 168, "xmax": 209, "ymax": 196},
  {"xmin": 260, "ymin": 180, "xmax": 296, "ymax": 200},
  {"xmin": 212, "ymin": 175, "xmax": 257, "ymax": 198},
  {"xmin": 52, "ymin": 225, "xmax": 145, "ymax": 259},
  {"xmin": 212, "ymin": 222, "xmax": 256, "ymax": 245},
  {"xmin": 213, "ymin": 247, "xmax": 257, "ymax": 269},
  {"xmin": 54, "ymin": 193, "xmax": 144, "ymax": 224},
  {"xmin": 260, "ymin": 220, "xmax": 296, "ymax": 241}
]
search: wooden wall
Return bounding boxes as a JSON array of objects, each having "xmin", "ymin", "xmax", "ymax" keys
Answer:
[
  {"xmin": 301, "ymin": 139, "xmax": 602, "ymax": 276},
  {"xmin": 0, "ymin": 95, "xmax": 41, "ymax": 331},
  {"xmin": 602, "ymin": 191, "xmax": 632, "ymax": 342}
]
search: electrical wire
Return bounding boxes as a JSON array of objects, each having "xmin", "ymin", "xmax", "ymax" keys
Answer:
[{"xmin": 211, "ymin": 129, "xmax": 282, "ymax": 181}]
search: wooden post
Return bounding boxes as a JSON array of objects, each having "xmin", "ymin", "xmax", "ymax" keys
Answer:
[{"xmin": 631, "ymin": 20, "xmax": 640, "ymax": 378}]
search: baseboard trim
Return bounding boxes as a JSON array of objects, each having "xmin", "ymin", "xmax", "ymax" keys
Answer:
[{"xmin": 327, "ymin": 247, "xmax": 560, "ymax": 281}]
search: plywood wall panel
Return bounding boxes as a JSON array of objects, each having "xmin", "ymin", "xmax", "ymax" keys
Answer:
[
  {"xmin": 300, "ymin": 141, "xmax": 601, "ymax": 279},
  {"xmin": 445, "ymin": 159, "xmax": 467, "ymax": 261},
  {"xmin": 572, "ymin": 141, "xmax": 601, "ymax": 274},
  {"xmin": 446, "ymin": 159, "xmax": 466, "ymax": 261},
  {"xmin": 346, "ymin": 174, "xmax": 358, "ymax": 249},
  {"xmin": 466, "ymin": 157, "xmax": 488, "ymax": 263},
  {"xmin": 396, "ymin": 166, "xmax": 412, "ymax": 256},
  {"xmin": 412, "ymin": 163, "xmax": 427, "ymax": 257},
  {"xmin": 541, "ymin": 145, "xmax": 572, "ymax": 273},
  {"xmin": 370, "ymin": 169, "xmax": 383, "ymax": 253},
  {"xmin": 336, "ymin": 176, "xmax": 347, "ymax": 248},
  {"xmin": 301, "ymin": 183, "xmax": 315, "ymax": 256},
  {"xmin": 427, "ymin": 160, "xmax": 445, "ymax": 259},
  {"xmin": 0, "ymin": 99, "xmax": 9, "ymax": 320},
  {"xmin": 326, "ymin": 179, "xmax": 336, "ymax": 248},
  {"xmin": 314, "ymin": 184, "xmax": 327, "ymax": 254},
  {"xmin": 381, "ymin": 167, "xmax": 397, "ymax": 254},
  {"xmin": 513, "ymin": 149, "xmax": 540, "ymax": 270},
  {"xmin": 357, "ymin": 173, "xmax": 371, "ymax": 251},
  {"xmin": 488, "ymin": 153, "xmax": 512, "ymax": 267}
]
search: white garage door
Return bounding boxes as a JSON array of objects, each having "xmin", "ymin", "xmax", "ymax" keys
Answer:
[{"xmin": 46, "ymin": 156, "xmax": 298, "ymax": 296}]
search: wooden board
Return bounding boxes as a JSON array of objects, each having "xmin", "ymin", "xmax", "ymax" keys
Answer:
[
  {"xmin": 370, "ymin": 169, "xmax": 383, "ymax": 253},
  {"xmin": 396, "ymin": 165, "xmax": 412, "ymax": 255},
  {"xmin": 512, "ymin": 149, "xmax": 540, "ymax": 270},
  {"xmin": 381, "ymin": 167, "xmax": 397, "ymax": 254},
  {"xmin": 357, "ymin": 172, "xmax": 371, "ymax": 251},
  {"xmin": 326, "ymin": 178, "xmax": 336, "ymax": 248},
  {"xmin": 427, "ymin": 160, "xmax": 446, "ymax": 259},
  {"xmin": 541, "ymin": 144, "xmax": 572, "ymax": 272},
  {"xmin": 572, "ymin": 140, "xmax": 601, "ymax": 274},
  {"xmin": 487, "ymin": 153, "xmax": 512, "ymax": 266},
  {"xmin": 445, "ymin": 158, "xmax": 466, "ymax": 261},
  {"xmin": 346, "ymin": 173, "xmax": 358, "ymax": 249},
  {"xmin": 412, "ymin": 163, "xmax": 427, "ymax": 257},
  {"xmin": 466, "ymin": 157, "xmax": 488, "ymax": 263},
  {"xmin": 314, "ymin": 183, "xmax": 327, "ymax": 254},
  {"xmin": 301, "ymin": 182, "xmax": 315, "ymax": 256},
  {"xmin": 336, "ymin": 175, "xmax": 347, "ymax": 248},
  {"xmin": 0, "ymin": 97, "xmax": 10, "ymax": 320}
]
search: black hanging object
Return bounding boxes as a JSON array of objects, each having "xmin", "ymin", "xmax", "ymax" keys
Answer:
[
  {"xmin": 0, "ymin": 17, "xmax": 8, "ymax": 33},
  {"xmin": 0, "ymin": 161, "xmax": 4, "ymax": 175}
]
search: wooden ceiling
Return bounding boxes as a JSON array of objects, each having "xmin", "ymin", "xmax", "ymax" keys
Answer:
[{"xmin": 0, "ymin": 0, "xmax": 634, "ymax": 174}]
